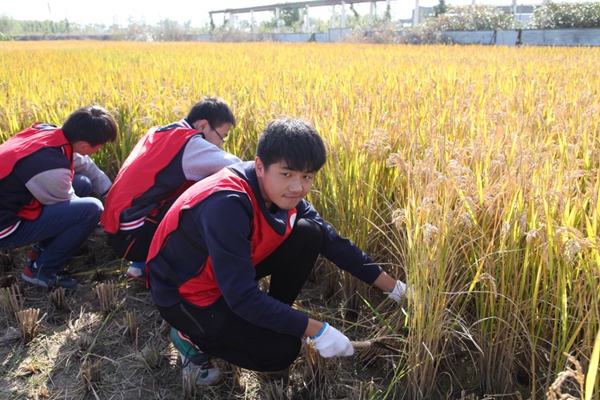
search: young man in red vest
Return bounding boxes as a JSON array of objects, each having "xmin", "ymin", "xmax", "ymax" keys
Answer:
[
  {"xmin": 146, "ymin": 118, "xmax": 408, "ymax": 385},
  {"xmin": 101, "ymin": 97, "xmax": 240, "ymax": 282},
  {"xmin": 0, "ymin": 106, "xmax": 117, "ymax": 288}
]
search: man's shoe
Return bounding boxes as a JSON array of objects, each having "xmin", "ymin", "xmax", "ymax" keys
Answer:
[
  {"xmin": 28, "ymin": 244, "xmax": 42, "ymax": 262},
  {"xmin": 181, "ymin": 354, "xmax": 221, "ymax": 386},
  {"xmin": 171, "ymin": 327, "xmax": 220, "ymax": 385},
  {"xmin": 22, "ymin": 264, "xmax": 77, "ymax": 289},
  {"xmin": 126, "ymin": 261, "xmax": 147, "ymax": 282}
]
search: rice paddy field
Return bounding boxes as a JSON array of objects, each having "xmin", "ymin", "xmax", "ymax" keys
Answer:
[{"xmin": 1, "ymin": 41, "xmax": 599, "ymax": 399}]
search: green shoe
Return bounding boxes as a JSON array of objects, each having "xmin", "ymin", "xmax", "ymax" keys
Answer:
[
  {"xmin": 170, "ymin": 327, "xmax": 209, "ymax": 365},
  {"xmin": 170, "ymin": 328, "xmax": 220, "ymax": 385}
]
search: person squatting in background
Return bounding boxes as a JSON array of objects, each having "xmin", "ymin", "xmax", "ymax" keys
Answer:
[
  {"xmin": 146, "ymin": 118, "xmax": 409, "ymax": 385},
  {"xmin": 101, "ymin": 97, "xmax": 240, "ymax": 282},
  {"xmin": 0, "ymin": 106, "xmax": 117, "ymax": 288}
]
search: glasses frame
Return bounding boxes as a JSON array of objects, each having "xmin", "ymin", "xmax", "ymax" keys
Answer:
[{"xmin": 209, "ymin": 123, "xmax": 227, "ymax": 144}]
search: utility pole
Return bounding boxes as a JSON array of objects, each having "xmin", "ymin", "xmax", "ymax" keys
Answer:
[
  {"xmin": 413, "ymin": 0, "xmax": 419, "ymax": 26},
  {"xmin": 305, "ymin": 5, "xmax": 310, "ymax": 33},
  {"xmin": 331, "ymin": 4, "xmax": 336, "ymax": 29}
]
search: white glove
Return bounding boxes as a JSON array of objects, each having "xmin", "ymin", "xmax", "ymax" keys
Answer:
[
  {"xmin": 310, "ymin": 322, "xmax": 354, "ymax": 358},
  {"xmin": 387, "ymin": 280, "xmax": 407, "ymax": 303}
]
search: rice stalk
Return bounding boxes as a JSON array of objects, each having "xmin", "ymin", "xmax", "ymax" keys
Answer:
[
  {"xmin": 302, "ymin": 340, "xmax": 326, "ymax": 386},
  {"xmin": 94, "ymin": 281, "xmax": 118, "ymax": 316},
  {"xmin": 0, "ymin": 282, "xmax": 24, "ymax": 316},
  {"xmin": 0, "ymin": 274, "xmax": 19, "ymax": 288},
  {"xmin": 0, "ymin": 250, "xmax": 13, "ymax": 272},
  {"xmin": 182, "ymin": 367, "xmax": 199, "ymax": 399},
  {"xmin": 76, "ymin": 332, "xmax": 92, "ymax": 355},
  {"xmin": 584, "ymin": 328, "xmax": 600, "ymax": 400},
  {"xmin": 80, "ymin": 358, "xmax": 102, "ymax": 390},
  {"xmin": 123, "ymin": 309, "xmax": 138, "ymax": 341},
  {"xmin": 139, "ymin": 340, "xmax": 164, "ymax": 370},
  {"xmin": 48, "ymin": 287, "xmax": 67, "ymax": 310},
  {"xmin": 15, "ymin": 307, "xmax": 41, "ymax": 344}
]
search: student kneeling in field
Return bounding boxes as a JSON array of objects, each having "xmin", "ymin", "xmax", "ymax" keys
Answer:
[
  {"xmin": 146, "ymin": 118, "xmax": 408, "ymax": 385},
  {"xmin": 0, "ymin": 106, "xmax": 117, "ymax": 288},
  {"xmin": 100, "ymin": 97, "xmax": 240, "ymax": 282}
]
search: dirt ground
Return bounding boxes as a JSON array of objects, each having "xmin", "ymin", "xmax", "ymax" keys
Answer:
[{"xmin": 0, "ymin": 230, "xmax": 401, "ymax": 400}]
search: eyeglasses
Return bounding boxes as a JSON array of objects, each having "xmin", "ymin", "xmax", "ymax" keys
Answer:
[{"xmin": 209, "ymin": 124, "xmax": 227, "ymax": 144}]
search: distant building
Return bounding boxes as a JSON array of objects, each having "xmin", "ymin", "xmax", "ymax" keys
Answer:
[
  {"xmin": 209, "ymin": 1, "xmax": 539, "ymax": 31},
  {"xmin": 498, "ymin": 5, "xmax": 538, "ymax": 24}
]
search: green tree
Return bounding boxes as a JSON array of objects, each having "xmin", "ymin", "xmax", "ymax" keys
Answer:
[
  {"xmin": 0, "ymin": 14, "xmax": 19, "ymax": 35},
  {"xmin": 384, "ymin": 3, "xmax": 392, "ymax": 21},
  {"xmin": 434, "ymin": 0, "xmax": 448, "ymax": 17},
  {"xmin": 350, "ymin": 4, "xmax": 360, "ymax": 20},
  {"xmin": 281, "ymin": 7, "xmax": 301, "ymax": 27}
]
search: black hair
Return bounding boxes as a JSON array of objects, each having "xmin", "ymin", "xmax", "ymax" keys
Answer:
[
  {"xmin": 256, "ymin": 118, "xmax": 326, "ymax": 172},
  {"xmin": 186, "ymin": 97, "xmax": 236, "ymax": 128},
  {"xmin": 61, "ymin": 106, "xmax": 118, "ymax": 146}
]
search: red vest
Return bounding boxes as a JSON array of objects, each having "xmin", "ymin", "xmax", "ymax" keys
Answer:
[
  {"xmin": 147, "ymin": 168, "xmax": 296, "ymax": 306},
  {"xmin": 100, "ymin": 125, "xmax": 201, "ymax": 234},
  {"xmin": 0, "ymin": 124, "xmax": 72, "ymax": 220}
]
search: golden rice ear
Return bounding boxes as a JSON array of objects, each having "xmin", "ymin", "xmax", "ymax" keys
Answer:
[{"xmin": 547, "ymin": 354, "xmax": 585, "ymax": 400}]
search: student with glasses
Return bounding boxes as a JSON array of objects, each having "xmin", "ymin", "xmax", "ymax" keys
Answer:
[{"xmin": 101, "ymin": 97, "xmax": 240, "ymax": 282}]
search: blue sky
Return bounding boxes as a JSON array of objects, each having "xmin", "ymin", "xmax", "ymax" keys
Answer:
[{"xmin": 0, "ymin": 1, "xmax": 585, "ymax": 27}]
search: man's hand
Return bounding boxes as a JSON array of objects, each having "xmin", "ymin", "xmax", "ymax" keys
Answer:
[
  {"xmin": 310, "ymin": 323, "xmax": 354, "ymax": 358},
  {"xmin": 387, "ymin": 280, "xmax": 407, "ymax": 303}
]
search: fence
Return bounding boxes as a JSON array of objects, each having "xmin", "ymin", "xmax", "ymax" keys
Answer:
[{"xmin": 10, "ymin": 28, "xmax": 600, "ymax": 46}]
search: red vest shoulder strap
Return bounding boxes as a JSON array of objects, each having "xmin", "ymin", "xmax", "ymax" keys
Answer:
[
  {"xmin": 0, "ymin": 124, "xmax": 72, "ymax": 221},
  {"xmin": 0, "ymin": 124, "xmax": 70, "ymax": 180},
  {"xmin": 101, "ymin": 126, "xmax": 201, "ymax": 233}
]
